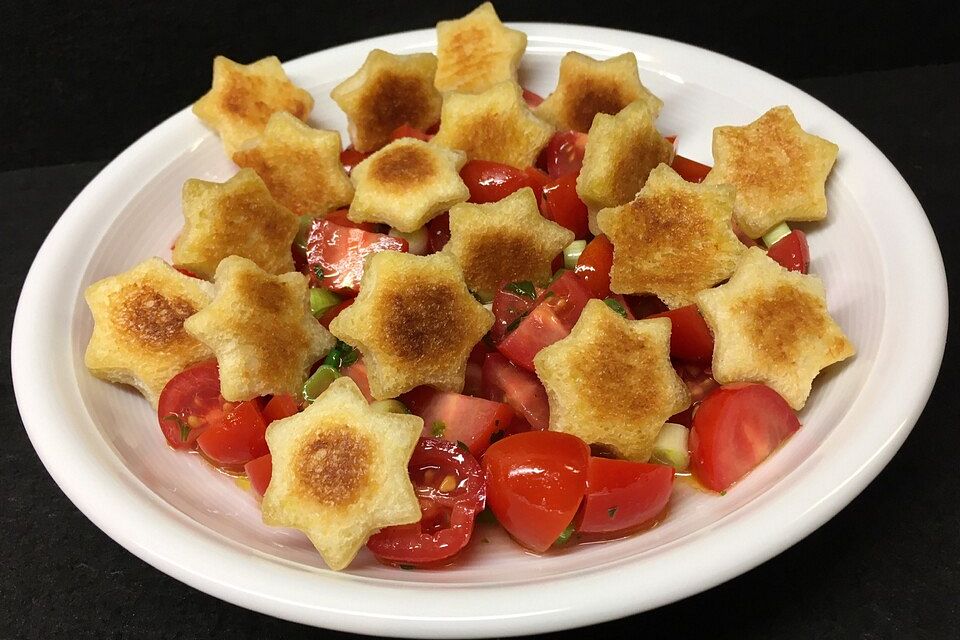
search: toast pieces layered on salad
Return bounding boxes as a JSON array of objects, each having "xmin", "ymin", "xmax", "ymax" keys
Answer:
[
  {"xmin": 85, "ymin": 258, "xmax": 214, "ymax": 407},
  {"xmin": 434, "ymin": 2, "xmax": 526, "ymax": 93},
  {"xmin": 697, "ymin": 247, "xmax": 854, "ymax": 409},
  {"xmin": 262, "ymin": 377, "xmax": 422, "ymax": 570},
  {"xmin": 536, "ymin": 52, "xmax": 663, "ymax": 133},
  {"xmin": 193, "ymin": 55, "xmax": 314, "ymax": 156},
  {"xmin": 535, "ymin": 300, "xmax": 690, "ymax": 462},
  {"xmin": 704, "ymin": 106, "xmax": 839, "ymax": 238},
  {"xmin": 597, "ymin": 163, "xmax": 743, "ymax": 308},
  {"xmin": 232, "ymin": 112, "xmax": 354, "ymax": 217},
  {"xmin": 331, "ymin": 49, "xmax": 442, "ymax": 153},
  {"xmin": 174, "ymin": 168, "xmax": 300, "ymax": 279},
  {"xmin": 329, "ymin": 252, "xmax": 493, "ymax": 400},
  {"xmin": 184, "ymin": 256, "xmax": 335, "ymax": 401}
]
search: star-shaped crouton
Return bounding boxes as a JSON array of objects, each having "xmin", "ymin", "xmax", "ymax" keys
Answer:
[
  {"xmin": 535, "ymin": 300, "xmax": 690, "ymax": 462},
  {"xmin": 183, "ymin": 256, "xmax": 335, "ymax": 402},
  {"xmin": 444, "ymin": 187, "xmax": 573, "ymax": 299},
  {"xmin": 704, "ymin": 106, "xmax": 839, "ymax": 238},
  {"xmin": 193, "ymin": 55, "xmax": 315, "ymax": 156},
  {"xmin": 348, "ymin": 138, "xmax": 468, "ymax": 232},
  {"xmin": 261, "ymin": 376, "xmax": 421, "ymax": 570},
  {"xmin": 331, "ymin": 49, "xmax": 442, "ymax": 153},
  {"xmin": 597, "ymin": 163, "xmax": 744, "ymax": 308},
  {"xmin": 434, "ymin": 2, "xmax": 527, "ymax": 94},
  {"xmin": 232, "ymin": 112, "xmax": 353, "ymax": 217},
  {"xmin": 431, "ymin": 80, "xmax": 554, "ymax": 168},
  {"xmin": 577, "ymin": 100, "xmax": 674, "ymax": 233},
  {"xmin": 329, "ymin": 252, "xmax": 493, "ymax": 400},
  {"xmin": 173, "ymin": 168, "xmax": 300, "ymax": 280},
  {"xmin": 535, "ymin": 52, "xmax": 663, "ymax": 133},
  {"xmin": 696, "ymin": 247, "xmax": 855, "ymax": 409},
  {"xmin": 84, "ymin": 258, "xmax": 214, "ymax": 407}
]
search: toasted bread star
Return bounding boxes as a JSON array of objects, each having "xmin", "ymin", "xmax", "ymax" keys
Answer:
[
  {"xmin": 174, "ymin": 168, "xmax": 300, "ymax": 280},
  {"xmin": 348, "ymin": 138, "xmax": 469, "ymax": 232},
  {"xmin": 193, "ymin": 55, "xmax": 315, "ymax": 156},
  {"xmin": 577, "ymin": 100, "xmax": 674, "ymax": 233},
  {"xmin": 262, "ymin": 377, "xmax": 422, "ymax": 570},
  {"xmin": 696, "ymin": 247, "xmax": 855, "ymax": 409},
  {"xmin": 84, "ymin": 258, "xmax": 214, "ymax": 407},
  {"xmin": 434, "ymin": 2, "xmax": 527, "ymax": 93},
  {"xmin": 331, "ymin": 49, "xmax": 442, "ymax": 153},
  {"xmin": 431, "ymin": 80, "xmax": 554, "ymax": 168},
  {"xmin": 535, "ymin": 52, "xmax": 663, "ymax": 133},
  {"xmin": 704, "ymin": 106, "xmax": 839, "ymax": 238},
  {"xmin": 444, "ymin": 187, "xmax": 574, "ymax": 299},
  {"xmin": 232, "ymin": 112, "xmax": 353, "ymax": 217},
  {"xmin": 329, "ymin": 252, "xmax": 494, "ymax": 399},
  {"xmin": 184, "ymin": 256, "xmax": 334, "ymax": 401},
  {"xmin": 597, "ymin": 163, "xmax": 744, "ymax": 308},
  {"xmin": 535, "ymin": 300, "xmax": 690, "ymax": 462}
]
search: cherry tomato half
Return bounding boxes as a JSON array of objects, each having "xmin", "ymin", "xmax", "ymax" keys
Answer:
[
  {"xmin": 402, "ymin": 387, "xmax": 513, "ymax": 457},
  {"xmin": 767, "ymin": 229, "xmax": 810, "ymax": 273},
  {"xmin": 339, "ymin": 146, "xmax": 369, "ymax": 174},
  {"xmin": 540, "ymin": 172, "xmax": 589, "ymax": 239},
  {"xmin": 389, "ymin": 123, "xmax": 433, "ymax": 142},
  {"xmin": 522, "ymin": 88, "xmax": 545, "ymax": 108},
  {"xmin": 196, "ymin": 400, "xmax": 269, "ymax": 469},
  {"xmin": 650, "ymin": 305, "xmax": 715, "ymax": 362},
  {"xmin": 426, "ymin": 213, "xmax": 451, "ymax": 253},
  {"xmin": 367, "ymin": 438, "xmax": 486, "ymax": 566},
  {"xmin": 574, "ymin": 235, "xmax": 614, "ymax": 298},
  {"xmin": 539, "ymin": 130, "xmax": 589, "ymax": 178},
  {"xmin": 480, "ymin": 352, "xmax": 551, "ymax": 431},
  {"xmin": 157, "ymin": 361, "xmax": 227, "ymax": 450},
  {"xmin": 577, "ymin": 458, "xmax": 675, "ymax": 535},
  {"xmin": 459, "ymin": 160, "xmax": 543, "ymax": 204},
  {"xmin": 261, "ymin": 394, "xmax": 300, "ymax": 423},
  {"xmin": 306, "ymin": 219, "xmax": 408, "ymax": 295},
  {"xmin": 670, "ymin": 154, "xmax": 712, "ymax": 183},
  {"xmin": 244, "ymin": 453, "xmax": 273, "ymax": 497}
]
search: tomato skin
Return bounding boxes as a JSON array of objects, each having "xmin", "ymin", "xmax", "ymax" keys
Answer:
[
  {"xmin": 262, "ymin": 394, "xmax": 300, "ymax": 423},
  {"xmin": 650, "ymin": 305, "xmax": 715, "ymax": 362},
  {"xmin": 490, "ymin": 284, "xmax": 544, "ymax": 343},
  {"xmin": 574, "ymin": 235, "xmax": 614, "ymax": 298},
  {"xmin": 157, "ymin": 361, "xmax": 226, "ymax": 450},
  {"xmin": 306, "ymin": 219, "xmax": 408, "ymax": 295},
  {"xmin": 539, "ymin": 130, "xmax": 589, "ymax": 178},
  {"xmin": 460, "ymin": 160, "xmax": 544, "ymax": 204},
  {"xmin": 577, "ymin": 458, "xmax": 675, "ymax": 534},
  {"xmin": 689, "ymin": 383, "xmax": 801, "ymax": 492},
  {"xmin": 522, "ymin": 88, "xmax": 545, "ymax": 108},
  {"xmin": 767, "ymin": 229, "xmax": 810, "ymax": 273},
  {"xmin": 322, "ymin": 208, "xmax": 377, "ymax": 233},
  {"xmin": 367, "ymin": 437, "xmax": 486, "ymax": 566},
  {"xmin": 340, "ymin": 360, "xmax": 374, "ymax": 403},
  {"xmin": 481, "ymin": 352, "xmax": 551, "ymax": 431},
  {"xmin": 244, "ymin": 453, "xmax": 273, "ymax": 496},
  {"xmin": 401, "ymin": 387, "xmax": 514, "ymax": 457},
  {"xmin": 483, "ymin": 431, "xmax": 590, "ymax": 552},
  {"xmin": 389, "ymin": 123, "xmax": 433, "ymax": 142},
  {"xmin": 540, "ymin": 172, "xmax": 589, "ymax": 239},
  {"xmin": 339, "ymin": 146, "xmax": 369, "ymax": 174},
  {"xmin": 196, "ymin": 400, "xmax": 269, "ymax": 468},
  {"xmin": 426, "ymin": 213, "xmax": 451, "ymax": 253},
  {"xmin": 670, "ymin": 154, "xmax": 712, "ymax": 183}
]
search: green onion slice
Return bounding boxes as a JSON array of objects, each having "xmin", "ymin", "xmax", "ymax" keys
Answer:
[
  {"xmin": 651, "ymin": 422, "xmax": 691, "ymax": 471},
  {"xmin": 761, "ymin": 222, "xmax": 792, "ymax": 248},
  {"xmin": 503, "ymin": 280, "xmax": 537, "ymax": 300},
  {"xmin": 309, "ymin": 287, "xmax": 341, "ymax": 319},
  {"xmin": 563, "ymin": 240, "xmax": 587, "ymax": 270},
  {"xmin": 603, "ymin": 297, "xmax": 627, "ymax": 318},
  {"xmin": 302, "ymin": 364, "xmax": 339, "ymax": 403},
  {"xmin": 370, "ymin": 399, "xmax": 409, "ymax": 414}
]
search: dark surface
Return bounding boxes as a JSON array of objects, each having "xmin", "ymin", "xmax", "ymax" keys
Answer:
[
  {"xmin": 3, "ymin": 0, "xmax": 960, "ymax": 169},
  {"xmin": 2, "ymin": 54, "xmax": 958, "ymax": 640}
]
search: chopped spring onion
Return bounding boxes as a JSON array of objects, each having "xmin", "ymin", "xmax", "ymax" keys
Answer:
[
  {"xmin": 651, "ymin": 422, "xmax": 690, "ymax": 471},
  {"xmin": 503, "ymin": 280, "xmax": 537, "ymax": 300},
  {"xmin": 554, "ymin": 523, "xmax": 576, "ymax": 546},
  {"xmin": 309, "ymin": 287, "xmax": 341, "ymax": 319},
  {"xmin": 370, "ymin": 399, "xmax": 410, "ymax": 414},
  {"xmin": 603, "ymin": 297, "xmax": 627, "ymax": 318},
  {"xmin": 323, "ymin": 340, "xmax": 358, "ymax": 370},
  {"xmin": 295, "ymin": 213, "xmax": 317, "ymax": 249},
  {"xmin": 389, "ymin": 226, "xmax": 430, "ymax": 255},
  {"xmin": 302, "ymin": 364, "xmax": 339, "ymax": 403},
  {"xmin": 563, "ymin": 239, "xmax": 587, "ymax": 270},
  {"xmin": 761, "ymin": 222, "xmax": 792, "ymax": 248}
]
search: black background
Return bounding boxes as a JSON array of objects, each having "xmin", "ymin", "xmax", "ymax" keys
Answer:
[{"xmin": 2, "ymin": 1, "xmax": 958, "ymax": 638}]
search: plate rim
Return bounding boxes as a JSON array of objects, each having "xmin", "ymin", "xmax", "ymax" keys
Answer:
[{"xmin": 11, "ymin": 23, "xmax": 948, "ymax": 637}]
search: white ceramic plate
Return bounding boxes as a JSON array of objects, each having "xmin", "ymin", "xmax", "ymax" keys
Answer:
[{"xmin": 12, "ymin": 24, "xmax": 947, "ymax": 638}]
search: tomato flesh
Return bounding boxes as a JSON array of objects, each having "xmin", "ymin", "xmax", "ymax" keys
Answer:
[
  {"xmin": 367, "ymin": 437, "xmax": 486, "ymax": 566},
  {"xmin": 670, "ymin": 154, "xmax": 712, "ymax": 183},
  {"xmin": 402, "ymin": 387, "xmax": 514, "ymax": 457},
  {"xmin": 262, "ymin": 394, "xmax": 299, "ymax": 423},
  {"xmin": 539, "ymin": 130, "xmax": 588, "ymax": 178},
  {"xmin": 389, "ymin": 123, "xmax": 433, "ymax": 142},
  {"xmin": 306, "ymin": 219, "xmax": 408, "ymax": 295},
  {"xmin": 340, "ymin": 360, "xmax": 374, "ymax": 403},
  {"xmin": 480, "ymin": 352, "xmax": 551, "ymax": 431},
  {"xmin": 460, "ymin": 160, "xmax": 544, "ymax": 204},
  {"xmin": 490, "ymin": 283, "xmax": 544, "ymax": 343},
  {"xmin": 196, "ymin": 400, "xmax": 269, "ymax": 468},
  {"xmin": 577, "ymin": 458, "xmax": 675, "ymax": 534},
  {"xmin": 650, "ymin": 305, "xmax": 715, "ymax": 362},
  {"xmin": 689, "ymin": 383, "xmax": 801, "ymax": 492},
  {"xmin": 540, "ymin": 172, "xmax": 589, "ymax": 239},
  {"xmin": 339, "ymin": 146, "xmax": 369, "ymax": 174},
  {"xmin": 522, "ymin": 88, "xmax": 545, "ymax": 107},
  {"xmin": 244, "ymin": 453, "xmax": 273, "ymax": 497},
  {"xmin": 157, "ymin": 361, "xmax": 226, "ymax": 450},
  {"xmin": 322, "ymin": 208, "xmax": 377, "ymax": 232},
  {"xmin": 483, "ymin": 431, "xmax": 590, "ymax": 552},
  {"xmin": 574, "ymin": 235, "xmax": 614, "ymax": 298},
  {"xmin": 767, "ymin": 229, "xmax": 810, "ymax": 273}
]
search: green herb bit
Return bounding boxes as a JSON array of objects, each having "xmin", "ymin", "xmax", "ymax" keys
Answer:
[
  {"xmin": 607, "ymin": 506, "xmax": 619, "ymax": 519},
  {"xmin": 302, "ymin": 364, "xmax": 339, "ymax": 403},
  {"xmin": 504, "ymin": 314, "xmax": 527, "ymax": 335},
  {"xmin": 431, "ymin": 421, "xmax": 447, "ymax": 437},
  {"xmin": 309, "ymin": 287, "xmax": 341, "ymax": 319},
  {"xmin": 554, "ymin": 523, "xmax": 576, "ymax": 546},
  {"xmin": 163, "ymin": 414, "xmax": 192, "ymax": 442},
  {"xmin": 398, "ymin": 564, "xmax": 416, "ymax": 570},
  {"xmin": 603, "ymin": 297, "xmax": 628, "ymax": 318},
  {"xmin": 456, "ymin": 440, "xmax": 470, "ymax": 453},
  {"xmin": 503, "ymin": 280, "xmax": 537, "ymax": 300},
  {"xmin": 323, "ymin": 340, "xmax": 358, "ymax": 370},
  {"xmin": 489, "ymin": 429, "xmax": 506, "ymax": 445}
]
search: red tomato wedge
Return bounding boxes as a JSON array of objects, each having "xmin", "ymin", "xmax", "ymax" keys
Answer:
[
  {"xmin": 318, "ymin": 298, "xmax": 354, "ymax": 329},
  {"xmin": 426, "ymin": 213, "xmax": 451, "ymax": 253},
  {"xmin": 574, "ymin": 235, "xmax": 614, "ymax": 298},
  {"xmin": 244, "ymin": 453, "xmax": 273, "ymax": 497},
  {"xmin": 306, "ymin": 219, "xmax": 408, "ymax": 295},
  {"xmin": 490, "ymin": 283, "xmax": 544, "ymax": 343},
  {"xmin": 460, "ymin": 160, "xmax": 545, "ymax": 204},
  {"xmin": 539, "ymin": 130, "xmax": 588, "ymax": 178},
  {"xmin": 522, "ymin": 88, "xmax": 545, "ymax": 108},
  {"xmin": 322, "ymin": 208, "xmax": 377, "ymax": 232},
  {"xmin": 650, "ymin": 305, "xmax": 715, "ymax": 362},
  {"xmin": 577, "ymin": 458, "xmax": 675, "ymax": 534},
  {"xmin": 367, "ymin": 437, "xmax": 486, "ymax": 567},
  {"xmin": 196, "ymin": 400, "xmax": 269, "ymax": 469},
  {"xmin": 540, "ymin": 172, "xmax": 589, "ymax": 239},
  {"xmin": 670, "ymin": 154, "xmax": 712, "ymax": 183},
  {"xmin": 480, "ymin": 352, "xmax": 551, "ymax": 431},
  {"xmin": 689, "ymin": 383, "xmax": 801, "ymax": 492},
  {"xmin": 262, "ymin": 394, "xmax": 300, "ymax": 423},
  {"xmin": 402, "ymin": 387, "xmax": 514, "ymax": 457},
  {"xmin": 483, "ymin": 431, "xmax": 590, "ymax": 552},
  {"xmin": 389, "ymin": 123, "xmax": 433, "ymax": 142},
  {"xmin": 767, "ymin": 229, "xmax": 810, "ymax": 273},
  {"xmin": 157, "ymin": 361, "xmax": 228, "ymax": 450},
  {"xmin": 339, "ymin": 146, "xmax": 369, "ymax": 174},
  {"xmin": 340, "ymin": 360, "xmax": 374, "ymax": 403}
]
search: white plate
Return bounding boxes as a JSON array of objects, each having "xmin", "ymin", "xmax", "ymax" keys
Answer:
[{"xmin": 11, "ymin": 24, "xmax": 947, "ymax": 638}]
